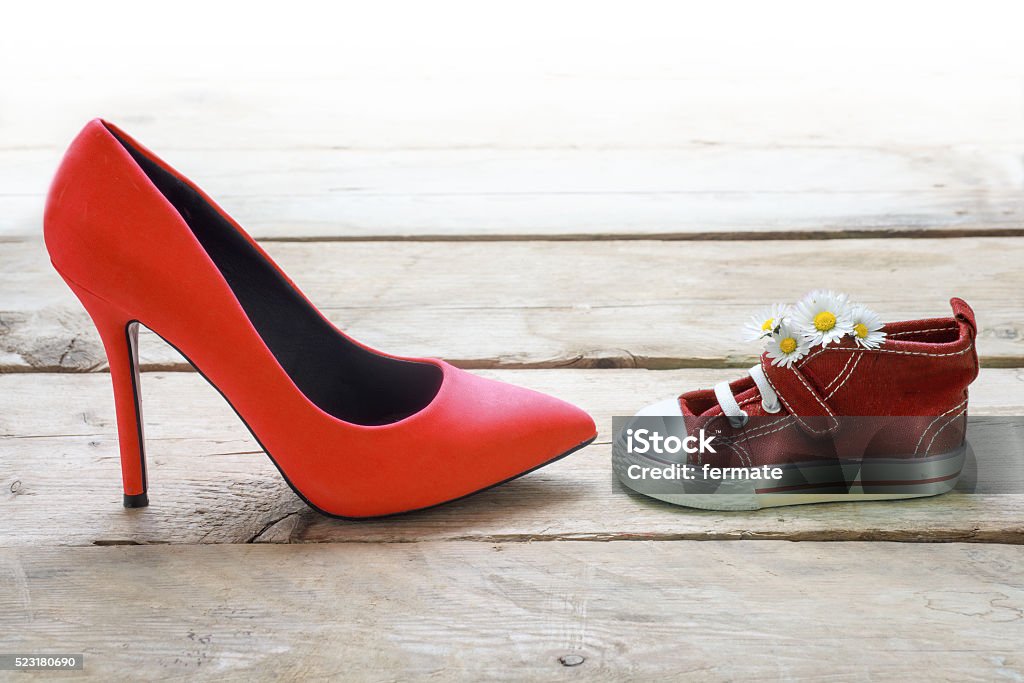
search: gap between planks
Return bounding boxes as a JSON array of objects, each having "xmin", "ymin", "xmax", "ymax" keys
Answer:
[
  {"xmin": 248, "ymin": 228, "xmax": 1024, "ymax": 242},
  {"xmin": 5, "ymin": 228, "xmax": 1024, "ymax": 246}
]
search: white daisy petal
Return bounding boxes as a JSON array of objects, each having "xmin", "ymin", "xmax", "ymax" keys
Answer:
[
  {"xmin": 849, "ymin": 303, "xmax": 886, "ymax": 349},
  {"xmin": 792, "ymin": 290, "xmax": 854, "ymax": 347},
  {"xmin": 766, "ymin": 321, "xmax": 810, "ymax": 368},
  {"xmin": 742, "ymin": 303, "xmax": 790, "ymax": 341}
]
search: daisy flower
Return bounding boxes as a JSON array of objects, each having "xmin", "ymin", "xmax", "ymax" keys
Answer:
[
  {"xmin": 743, "ymin": 303, "xmax": 789, "ymax": 341},
  {"xmin": 793, "ymin": 289, "xmax": 853, "ymax": 347},
  {"xmin": 766, "ymin": 321, "xmax": 810, "ymax": 368},
  {"xmin": 849, "ymin": 304, "xmax": 886, "ymax": 349}
]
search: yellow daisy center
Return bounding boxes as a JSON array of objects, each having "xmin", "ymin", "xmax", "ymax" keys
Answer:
[
  {"xmin": 854, "ymin": 322, "xmax": 868, "ymax": 338},
  {"xmin": 761, "ymin": 317, "xmax": 775, "ymax": 332},
  {"xmin": 779, "ymin": 337, "xmax": 798, "ymax": 354},
  {"xmin": 813, "ymin": 311, "xmax": 836, "ymax": 332}
]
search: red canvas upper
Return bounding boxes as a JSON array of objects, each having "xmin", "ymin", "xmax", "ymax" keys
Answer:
[{"xmin": 45, "ymin": 119, "xmax": 596, "ymax": 517}]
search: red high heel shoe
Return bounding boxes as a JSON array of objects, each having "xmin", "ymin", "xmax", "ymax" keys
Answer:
[{"xmin": 45, "ymin": 119, "xmax": 596, "ymax": 518}]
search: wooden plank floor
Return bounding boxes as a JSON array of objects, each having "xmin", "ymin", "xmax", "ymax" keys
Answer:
[
  {"xmin": 3, "ymin": 370, "xmax": 1024, "ymax": 547},
  {"xmin": 3, "ymin": 39, "xmax": 1024, "ymax": 678},
  {"xmin": 3, "ymin": 542, "xmax": 1023, "ymax": 680}
]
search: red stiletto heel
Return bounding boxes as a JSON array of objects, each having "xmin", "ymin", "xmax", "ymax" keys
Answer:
[
  {"xmin": 62, "ymin": 279, "xmax": 149, "ymax": 507},
  {"xmin": 45, "ymin": 119, "xmax": 596, "ymax": 518}
]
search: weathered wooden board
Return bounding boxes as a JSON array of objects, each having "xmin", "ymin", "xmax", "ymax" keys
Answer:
[
  {"xmin": 2, "ymin": 237, "xmax": 1022, "ymax": 372},
  {"xmin": 1, "ymin": 541, "xmax": 1022, "ymax": 680},
  {"xmin": 4, "ymin": 146, "xmax": 1023, "ymax": 240},
  {"xmin": 2, "ymin": 369, "xmax": 1021, "ymax": 547},
  {"xmin": 5, "ymin": 74, "xmax": 1023, "ymax": 151}
]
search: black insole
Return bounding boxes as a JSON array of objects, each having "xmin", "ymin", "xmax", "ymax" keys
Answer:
[{"xmin": 108, "ymin": 127, "xmax": 442, "ymax": 426}]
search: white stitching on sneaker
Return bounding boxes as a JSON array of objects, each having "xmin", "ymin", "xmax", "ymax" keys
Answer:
[
  {"xmin": 923, "ymin": 408, "xmax": 968, "ymax": 456},
  {"xmin": 887, "ymin": 326, "xmax": 957, "ymax": 337},
  {"xmin": 822, "ymin": 353, "xmax": 857, "ymax": 392},
  {"xmin": 725, "ymin": 437, "xmax": 754, "ymax": 467},
  {"xmin": 739, "ymin": 418, "xmax": 797, "ymax": 445},
  {"xmin": 705, "ymin": 395, "xmax": 758, "ymax": 418},
  {"xmin": 706, "ymin": 434, "xmax": 751, "ymax": 467},
  {"xmin": 802, "ymin": 339, "xmax": 970, "ymax": 366},
  {"xmin": 913, "ymin": 397, "xmax": 970, "ymax": 455},
  {"xmin": 792, "ymin": 366, "xmax": 839, "ymax": 421},
  {"xmin": 868, "ymin": 346, "xmax": 974, "ymax": 357},
  {"xmin": 762, "ymin": 370, "xmax": 836, "ymax": 436},
  {"xmin": 824, "ymin": 354, "xmax": 862, "ymax": 401},
  {"xmin": 738, "ymin": 416, "xmax": 790, "ymax": 438}
]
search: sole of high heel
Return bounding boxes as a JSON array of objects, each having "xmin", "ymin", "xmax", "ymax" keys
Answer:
[
  {"xmin": 123, "ymin": 492, "xmax": 150, "ymax": 508},
  {"xmin": 121, "ymin": 320, "xmax": 597, "ymax": 520}
]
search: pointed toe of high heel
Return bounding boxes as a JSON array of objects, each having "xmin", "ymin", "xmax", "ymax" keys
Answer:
[
  {"xmin": 466, "ymin": 370, "xmax": 597, "ymax": 476},
  {"xmin": 298, "ymin": 364, "xmax": 595, "ymax": 518},
  {"xmin": 45, "ymin": 120, "xmax": 597, "ymax": 519},
  {"xmin": 510, "ymin": 386, "xmax": 598, "ymax": 466},
  {"xmin": 423, "ymin": 371, "xmax": 597, "ymax": 515}
]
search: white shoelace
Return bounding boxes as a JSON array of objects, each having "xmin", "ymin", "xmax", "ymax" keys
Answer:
[{"xmin": 714, "ymin": 365, "xmax": 782, "ymax": 428}]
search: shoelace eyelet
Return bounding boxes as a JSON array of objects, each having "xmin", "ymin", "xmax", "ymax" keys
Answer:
[
  {"xmin": 761, "ymin": 398, "xmax": 782, "ymax": 414},
  {"xmin": 727, "ymin": 411, "xmax": 749, "ymax": 428}
]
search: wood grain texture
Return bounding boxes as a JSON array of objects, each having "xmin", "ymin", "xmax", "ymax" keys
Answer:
[
  {"xmin": 3, "ymin": 237, "xmax": 1022, "ymax": 372},
  {"xmin": 3, "ymin": 369, "xmax": 1021, "ymax": 547},
  {"xmin": 1, "ymin": 541, "xmax": 1022, "ymax": 681},
  {"xmin": 5, "ymin": 75, "xmax": 1024, "ymax": 151},
  {"xmin": 4, "ymin": 146, "xmax": 1023, "ymax": 240}
]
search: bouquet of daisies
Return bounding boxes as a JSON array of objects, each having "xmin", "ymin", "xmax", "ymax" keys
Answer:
[{"xmin": 744, "ymin": 290, "xmax": 885, "ymax": 368}]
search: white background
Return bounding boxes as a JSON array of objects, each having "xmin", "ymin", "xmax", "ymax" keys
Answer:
[{"xmin": 4, "ymin": 0, "xmax": 1024, "ymax": 148}]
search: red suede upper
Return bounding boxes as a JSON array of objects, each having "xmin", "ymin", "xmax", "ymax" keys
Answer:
[
  {"xmin": 678, "ymin": 299, "xmax": 980, "ymax": 468},
  {"xmin": 45, "ymin": 120, "xmax": 596, "ymax": 517}
]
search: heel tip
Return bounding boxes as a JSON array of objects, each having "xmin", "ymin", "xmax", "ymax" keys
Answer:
[{"xmin": 123, "ymin": 493, "xmax": 149, "ymax": 508}]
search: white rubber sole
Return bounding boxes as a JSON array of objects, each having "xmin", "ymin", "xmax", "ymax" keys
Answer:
[{"xmin": 633, "ymin": 490, "xmax": 940, "ymax": 511}]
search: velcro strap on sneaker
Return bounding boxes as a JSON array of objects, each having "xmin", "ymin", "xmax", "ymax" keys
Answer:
[{"xmin": 760, "ymin": 355, "xmax": 840, "ymax": 438}]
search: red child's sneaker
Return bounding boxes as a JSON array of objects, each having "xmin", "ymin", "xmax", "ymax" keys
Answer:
[{"xmin": 616, "ymin": 294, "xmax": 980, "ymax": 510}]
